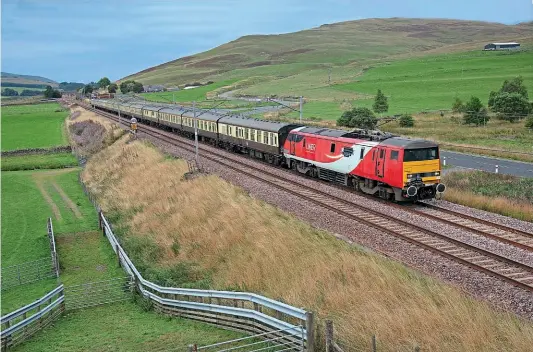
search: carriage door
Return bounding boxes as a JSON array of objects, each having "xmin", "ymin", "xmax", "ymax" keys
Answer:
[
  {"xmin": 289, "ymin": 134, "xmax": 296, "ymax": 155},
  {"xmin": 375, "ymin": 148, "xmax": 385, "ymax": 178}
]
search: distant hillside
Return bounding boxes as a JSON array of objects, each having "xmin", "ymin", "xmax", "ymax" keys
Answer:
[
  {"xmin": 1, "ymin": 72, "xmax": 58, "ymax": 87},
  {"xmin": 123, "ymin": 18, "xmax": 533, "ymax": 87}
]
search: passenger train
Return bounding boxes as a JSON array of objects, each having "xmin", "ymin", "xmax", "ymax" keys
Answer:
[{"xmin": 91, "ymin": 99, "xmax": 445, "ymax": 202}]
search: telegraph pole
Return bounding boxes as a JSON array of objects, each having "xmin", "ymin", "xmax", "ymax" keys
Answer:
[
  {"xmin": 193, "ymin": 101, "xmax": 198, "ymax": 164},
  {"xmin": 299, "ymin": 96, "xmax": 303, "ymax": 123}
]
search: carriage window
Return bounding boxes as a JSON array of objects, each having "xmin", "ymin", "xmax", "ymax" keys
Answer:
[
  {"xmin": 330, "ymin": 143, "xmax": 336, "ymax": 153},
  {"xmin": 360, "ymin": 147, "xmax": 365, "ymax": 160},
  {"xmin": 273, "ymin": 135, "xmax": 278, "ymax": 146},
  {"xmin": 391, "ymin": 150, "xmax": 399, "ymax": 160}
]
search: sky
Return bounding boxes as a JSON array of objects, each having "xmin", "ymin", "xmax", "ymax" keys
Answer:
[{"xmin": 1, "ymin": 0, "xmax": 532, "ymax": 83}]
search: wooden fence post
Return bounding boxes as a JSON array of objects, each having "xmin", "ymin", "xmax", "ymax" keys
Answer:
[
  {"xmin": 306, "ymin": 311, "xmax": 315, "ymax": 352},
  {"xmin": 325, "ymin": 320, "xmax": 333, "ymax": 352},
  {"xmin": 98, "ymin": 210, "xmax": 102, "ymax": 230},
  {"xmin": 372, "ymin": 335, "xmax": 377, "ymax": 352},
  {"xmin": 116, "ymin": 244, "xmax": 121, "ymax": 267}
]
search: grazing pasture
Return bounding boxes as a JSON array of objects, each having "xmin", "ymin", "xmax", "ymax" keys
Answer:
[
  {"xmin": 1, "ymin": 153, "xmax": 78, "ymax": 171},
  {"xmin": 334, "ymin": 50, "xmax": 533, "ymax": 114},
  {"xmin": 1, "ymin": 103, "xmax": 69, "ymax": 151}
]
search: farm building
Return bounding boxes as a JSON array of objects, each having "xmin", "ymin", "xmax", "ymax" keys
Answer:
[{"xmin": 483, "ymin": 42, "xmax": 520, "ymax": 50}]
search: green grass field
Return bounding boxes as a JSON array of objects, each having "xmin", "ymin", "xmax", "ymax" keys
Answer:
[
  {"xmin": 1, "ymin": 153, "xmax": 77, "ymax": 171},
  {"xmin": 334, "ymin": 50, "xmax": 533, "ymax": 114},
  {"xmin": 1, "ymin": 169, "xmax": 98, "ymax": 267},
  {"xmin": 1, "ymin": 103, "xmax": 69, "ymax": 151},
  {"xmin": 13, "ymin": 302, "xmax": 244, "ymax": 352}
]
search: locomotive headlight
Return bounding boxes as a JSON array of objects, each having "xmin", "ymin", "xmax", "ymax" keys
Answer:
[
  {"xmin": 435, "ymin": 171, "xmax": 440, "ymax": 176},
  {"xmin": 407, "ymin": 174, "xmax": 413, "ymax": 178}
]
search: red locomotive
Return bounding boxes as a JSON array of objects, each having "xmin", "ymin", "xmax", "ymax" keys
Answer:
[{"xmin": 283, "ymin": 127, "xmax": 445, "ymax": 201}]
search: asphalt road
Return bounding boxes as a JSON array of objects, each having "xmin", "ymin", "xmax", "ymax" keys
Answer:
[{"xmin": 441, "ymin": 150, "xmax": 533, "ymax": 178}]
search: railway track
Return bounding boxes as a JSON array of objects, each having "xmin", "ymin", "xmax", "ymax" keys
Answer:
[
  {"xmin": 412, "ymin": 203, "xmax": 533, "ymax": 251},
  {"xmin": 84, "ymin": 105, "xmax": 533, "ymax": 292}
]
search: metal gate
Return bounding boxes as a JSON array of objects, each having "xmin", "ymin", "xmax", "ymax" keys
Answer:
[
  {"xmin": 64, "ymin": 276, "xmax": 133, "ymax": 310},
  {"xmin": 190, "ymin": 326, "xmax": 306, "ymax": 352}
]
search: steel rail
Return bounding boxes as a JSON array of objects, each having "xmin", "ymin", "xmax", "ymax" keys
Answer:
[
  {"xmin": 414, "ymin": 202, "xmax": 533, "ymax": 249},
  {"xmin": 85, "ymin": 105, "xmax": 533, "ymax": 292}
]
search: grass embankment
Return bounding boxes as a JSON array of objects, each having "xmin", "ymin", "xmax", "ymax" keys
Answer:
[
  {"xmin": 81, "ymin": 137, "xmax": 533, "ymax": 351},
  {"xmin": 1, "ymin": 103, "xmax": 69, "ymax": 151},
  {"xmin": 442, "ymin": 170, "xmax": 533, "ymax": 222}
]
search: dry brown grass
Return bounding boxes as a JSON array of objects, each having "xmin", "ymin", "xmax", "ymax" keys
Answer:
[
  {"xmin": 82, "ymin": 138, "xmax": 533, "ymax": 351},
  {"xmin": 442, "ymin": 171, "xmax": 533, "ymax": 222}
]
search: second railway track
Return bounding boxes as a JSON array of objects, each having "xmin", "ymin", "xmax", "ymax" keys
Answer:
[{"xmin": 85, "ymin": 104, "xmax": 533, "ymax": 293}]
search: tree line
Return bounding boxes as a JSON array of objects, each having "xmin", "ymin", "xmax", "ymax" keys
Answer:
[
  {"xmin": 452, "ymin": 76, "xmax": 532, "ymax": 127},
  {"xmin": 80, "ymin": 77, "xmax": 143, "ymax": 95}
]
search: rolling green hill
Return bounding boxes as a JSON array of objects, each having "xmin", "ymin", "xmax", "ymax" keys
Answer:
[
  {"xmin": 1, "ymin": 72, "xmax": 58, "ymax": 87},
  {"xmin": 124, "ymin": 18, "xmax": 533, "ymax": 92}
]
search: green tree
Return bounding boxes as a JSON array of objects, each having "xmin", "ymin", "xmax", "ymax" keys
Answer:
[
  {"xmin": 372, "ymin": 89, "xmax": 388, "ymax": 115},
  {"xmin": 337, "ymin": 107, "xmax": 378, "ymax": 129},
  {"xmin": 132, "ymin": 81, "xmax": 144, "ymax": 93},
  {"xmin": 1, "ymin": 88, "xmax": 19, "ymax": 96},
  {"xmin": 463, "ymin": 96, "xmax": 489, "ymax": 126},
  {"xmin": 108, "ymin": 83, "xmax": 118, "ymax": 93},
  {"xmin": 452, "ymin": 97, "xmax": 465, "ymax": 113},
  {"xmin": 82, "ymin": 84, "xmax": 93, "ymax": 94},
  {"xmin": 492, "ymin": 92, "xmax": 530, "ymax": 122},
  {"xmin": 499, "ymin": 76, "xmax": 528, "ymax": 99},
  {"xmin": 97, "ymin": 77, "xmax": 111, "ymax": 88},
  {"xmin": 44, "ymin": 85, "xmax": 54, "ymax": 98},
  {"xmin": 398, "ymin": 114, "xmax": 415, "ymax": 127}
]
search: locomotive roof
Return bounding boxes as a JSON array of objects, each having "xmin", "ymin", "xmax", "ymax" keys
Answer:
[
  {"xmin": 182, "ymin": 110, "xmax": 221, "ymax": 122},
  {"xmin": 379, "ymin": 137, "xmax": 438, "ymax": 149},
  {"xmin": 219, "ymin": 116, "xmax": 303, "ymax": 132},
  {"xmin": 297, "ymin": 127, "xmax": 393, "ymax": 141}
]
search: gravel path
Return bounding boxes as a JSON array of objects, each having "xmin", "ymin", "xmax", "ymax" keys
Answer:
[{"xmin": 139, "ymin": 131, "xmax": 533, "ymax": 320}]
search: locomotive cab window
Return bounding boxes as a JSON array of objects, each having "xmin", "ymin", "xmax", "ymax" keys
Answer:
[
  {"xmin": 404, "ymin": 148, "xmax": 439, "ymax": 162},
  {"xmin": 330, "ymin": 143, "xmax": 336, "ymax": 153},
  {"xmin": 360, "ymin": 147, "xmax": 365, "ymax": 160},
  {"xmin": 391, "ymin": 150, "xmax": 399, "ymax": 160},
  {"xmin": 343, "ymin": 147, "xmax": 353, "ymax": 157},
  {"xmin": 379, "ymin": 149, "xmax": 384, "ymax": 158}
]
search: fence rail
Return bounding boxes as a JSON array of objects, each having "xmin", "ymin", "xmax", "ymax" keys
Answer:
[
  {"xmin": 98, "ymin": 210, "xmax": 312, "ymax": 351},
  {"xmin": 64, "ymin": 276, "xmax": 133, "ymax": 310},
  {"xmin": 1, "ymin": 258, "xmax": 56, "ymax": 290},
  {"xmin": 0, "ymin": 285, "xmax": 65, "ymax": 351},
  {"xmin": 47, "ymin": 217, "xmax": 60, "ymax": 278},
  {"xmin": 1, "ymin": 220, "xmax": 59, "ymax": 290}
]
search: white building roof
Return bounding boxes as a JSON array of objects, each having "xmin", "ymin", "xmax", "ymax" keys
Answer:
[{"xmin": 488, "ymin": 42, "xmax": 520, "ymax": 45}]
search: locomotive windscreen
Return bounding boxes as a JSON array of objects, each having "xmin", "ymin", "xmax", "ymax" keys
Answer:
[{"xmin": 403, "ymin": 147, "xmax": 439, "ymax": 162}]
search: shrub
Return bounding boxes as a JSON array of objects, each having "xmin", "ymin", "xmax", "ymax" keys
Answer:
[
  {"xmin": 491, "ymin": 92, "xmax": 530, "ymax": 122},
  {"xmin": 463, "ymin": 96, "xmax": 489, "ymax": 126},
  {"xmin": 525, "ymin": 116, "xmax": 533, "ymax": 130},
  {"xmin": 398, "ymin": 114, "xmax": 415, "ymax": 127},
  {"xmin": 337, "ymin": 107, "xmax": 377, "ymax": 129},
  {"xmin": 451, "ymin": 97, "xmax": 465, "ymax": 113}
]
